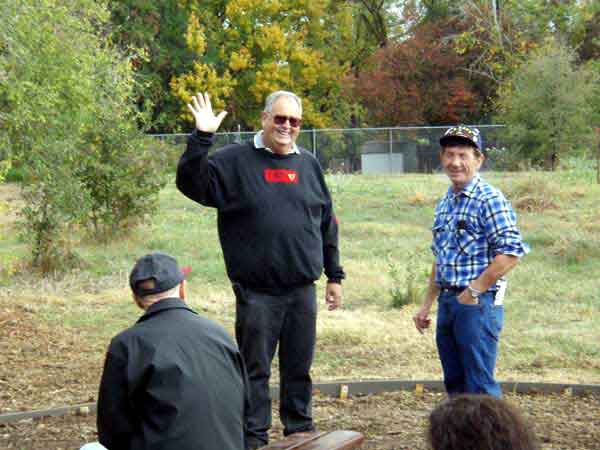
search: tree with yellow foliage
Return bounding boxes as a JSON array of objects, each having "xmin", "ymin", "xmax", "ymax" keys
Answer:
[{"xmin": 171, "ymin": 1, "xmax": 356, "ymax": 130}]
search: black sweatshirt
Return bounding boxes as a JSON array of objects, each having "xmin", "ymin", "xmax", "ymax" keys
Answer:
[{"xmin": 176, "ymin": 130, "xmax": 344, "ymax": 292}]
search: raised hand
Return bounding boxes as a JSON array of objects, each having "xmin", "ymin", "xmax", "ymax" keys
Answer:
[{"xmin": 187, "ymin": 92, "xmax": 228, "ymax": 133}]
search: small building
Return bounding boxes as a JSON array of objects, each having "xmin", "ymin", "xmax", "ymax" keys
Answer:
[{"xmin": 360, "ymin": 139, "xmax": 418, "ymax": 174}]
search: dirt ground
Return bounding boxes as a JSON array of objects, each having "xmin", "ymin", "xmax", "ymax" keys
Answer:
[
  {"xmin": 2, "ymin": 287, "xmax": 600, "ymax": 449},
  {"xmin": 0, "ymin": 303, "xmax": 105, "ymax": 415},
  {"xmin": 1, "ymin": 391, "xmax": 599, "ymax": 450}
]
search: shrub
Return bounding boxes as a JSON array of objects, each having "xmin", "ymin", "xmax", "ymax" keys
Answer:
[
  {"xmin": 5, "ymin": 166, "xmax": 24, "ymax": 183},
  {"xmin": 495, "ymin": 40, "xmax": 597, "ymax": 170},
  {"xmin": 0, "ymin": 0, "xmax": 168, "ymax": 271},
  {"xmin": 76, "ymin": 125, "xmax": 169, "ymax": 236},
  {"xmin": 388, "ymin": 250, "xmax": 428, "ymax": 309}
]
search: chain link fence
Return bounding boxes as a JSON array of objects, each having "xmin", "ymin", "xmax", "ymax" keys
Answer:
[{"xmin": 152, "ymin": 125, "xmax": 507, "ymax": 174}]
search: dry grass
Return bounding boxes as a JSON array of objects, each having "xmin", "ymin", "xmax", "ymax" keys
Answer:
[{"xmin": 1, "ymin": 168, "xmax": 599, "ymax": 413}]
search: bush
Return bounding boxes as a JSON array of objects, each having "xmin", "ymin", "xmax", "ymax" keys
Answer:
[
  {"xmin": 0, "ymin": 0, "xmax": 168, "ymax": 271},
  {"xmin": 77, "ymin": 126, "xmax": 169, "ymax": 236},
  {"xmin": 495, "ymin": 40, "xmax": 597, "ymax": 170},
  {"xmin": 388, "ymin": 250, "xmax": 428, "ymax": 309},
  {"xmin": 486, "ymin": 146, "xmax": 528, "ymax": 171},
  {"xmin": 5, "ymin": 166, "xmax": 24, "ymax": 183}
]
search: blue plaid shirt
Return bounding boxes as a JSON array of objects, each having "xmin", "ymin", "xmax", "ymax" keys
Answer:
[{"xmin": 431, "ymin": 175, "xmax": 529, "ymax": 289}]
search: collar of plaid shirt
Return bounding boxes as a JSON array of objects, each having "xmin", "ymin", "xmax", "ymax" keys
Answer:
[{"xmin": 446, "ymin": 174, "xmax": 481, "ymax": 200}]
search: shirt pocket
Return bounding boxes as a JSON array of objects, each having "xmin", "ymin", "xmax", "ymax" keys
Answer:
[
  {"xmin": 432, "ymin": 223, "xmax": 451, "ymax": 256},
  {"xmin": 455, "ymin": 221, "xmax": 486, "ymax": 256}
]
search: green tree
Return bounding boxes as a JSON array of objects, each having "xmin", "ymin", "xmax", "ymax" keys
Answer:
[
  {"xmin": 352, "ymin": 0, "xmax": 406, "ymax": 49},
  {"xmin": 106, "ymin": 1, "xmax": 405, "ymax": 131},
  {"xmin": 577, "ymin": 5, "xmax": 600, "ymax": 63},
  {"xmin": 170, "ymin": 1, "xmax": 361, "ymax": 131},
  {"xmin": 107, "ymin": 0, "xmax": 196, "ymax": 132},
  {"xmin": 495, "ymin": 40, "xmax": 597, "ymax": 170},
  {"xmin": 400, "ymin": 1, "xmax": 597, "ymax": 119},
  {"xmin": 0, "ymin": 0, "xmax": 167, "ymax": 271}
]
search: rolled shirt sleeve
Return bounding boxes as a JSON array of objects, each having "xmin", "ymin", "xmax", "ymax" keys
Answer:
[{"xmin": 481, "ymin": 194, "xmax": 530, "ymax": 258}]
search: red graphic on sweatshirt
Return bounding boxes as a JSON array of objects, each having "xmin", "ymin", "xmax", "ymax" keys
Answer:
[{"xmin": 264, "ymin": 169, "xmax": 299, "ymax": 184}]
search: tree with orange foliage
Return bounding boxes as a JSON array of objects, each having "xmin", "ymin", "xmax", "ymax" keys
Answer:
[{"xmin": 352, "ymin": 18, "xmax": 481, "ymax": 126}]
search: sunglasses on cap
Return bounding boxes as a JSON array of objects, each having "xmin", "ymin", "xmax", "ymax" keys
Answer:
[{"xmin": 272, "ymin": 115, "xmax": 302, "ymax": 128}]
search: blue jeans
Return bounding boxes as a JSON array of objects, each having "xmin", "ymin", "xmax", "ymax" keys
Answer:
[{"xmin": 436, "ymin": 290, "xmax": 504, "ymax": 397}]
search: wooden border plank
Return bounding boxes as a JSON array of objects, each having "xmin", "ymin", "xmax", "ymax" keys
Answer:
[{"xmin": 1, "ymin": 380, "xmax": 598, "ymax": 424}]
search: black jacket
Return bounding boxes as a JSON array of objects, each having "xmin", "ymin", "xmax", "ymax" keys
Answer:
[
  {"xmin": 97, "ymin": 298, "xmax": 247, "ymax": 450},
  {"xmin": 176, "ymin": 131, "xmax": 345, "ymax": 292}
]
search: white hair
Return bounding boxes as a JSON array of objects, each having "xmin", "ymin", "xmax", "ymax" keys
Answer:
[{"xmin": 263, "ymin": 91, "xmax": 302, "ymax": 114}]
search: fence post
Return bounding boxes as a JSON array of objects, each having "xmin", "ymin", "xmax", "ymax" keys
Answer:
[
  {"xmin": 594, "ymin": 127, "xmax": 600, "ymax": 184},
  {"xmin": 388, "ymin": 128, "xmax": 393, "ymax": 174},
  {"xmin": 312, "ymin": 129, "xmax": 317, "ymax": 157}
]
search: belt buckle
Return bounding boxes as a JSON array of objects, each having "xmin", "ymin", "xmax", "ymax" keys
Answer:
[{"xmin": 441, "ymin": 285, "xmax": 461, "ymax": 293}]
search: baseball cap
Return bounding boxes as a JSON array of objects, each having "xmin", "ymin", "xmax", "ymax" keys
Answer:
[
  {"xmin": 440, "ymin": 125, "xmax": 482, "ymax": 151},
  {"xmin": 129, "ymin": 252, "xmax": 189, "ymax": 297}
]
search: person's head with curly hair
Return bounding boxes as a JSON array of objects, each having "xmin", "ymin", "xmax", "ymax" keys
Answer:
[{"xmin": 428, "ymin": 395, "xmax": 539, "ymax": 450}]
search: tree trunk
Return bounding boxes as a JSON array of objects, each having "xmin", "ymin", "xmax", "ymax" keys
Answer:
[
  {"xmin": 544, "ymin": 152, "xmax": 558, "ymax": 171},
  {"xmin": 595, "ymin": 128, "xmax": 600, "ymax": 184}
]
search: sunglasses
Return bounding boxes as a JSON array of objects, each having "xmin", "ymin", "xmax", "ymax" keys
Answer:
[{"xmin": 272, "ymin": 115, "xmax": 302, "ymax": 128}]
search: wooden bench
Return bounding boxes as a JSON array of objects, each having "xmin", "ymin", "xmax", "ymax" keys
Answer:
[{"xmin": 260, "ymin": 430, "xmax": 364, "ymax": 450}]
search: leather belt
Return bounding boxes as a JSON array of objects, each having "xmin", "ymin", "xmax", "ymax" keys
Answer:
[{"xmin": 439, "ymin": 285, "xmax": 464, "ymax": 293}]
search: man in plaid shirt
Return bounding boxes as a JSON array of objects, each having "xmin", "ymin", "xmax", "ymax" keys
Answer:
[{"xmin": 413, "ymin": 125, "xmax": 529, "ymax": 397}]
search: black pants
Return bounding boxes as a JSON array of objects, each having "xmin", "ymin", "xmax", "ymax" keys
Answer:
[{"xmin": 233, "ymin": 283, "xmax": 317, "ymax": 447}]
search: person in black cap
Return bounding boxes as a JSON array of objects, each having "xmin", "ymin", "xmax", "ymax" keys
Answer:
[
  {"xmin": 413, "ymin": 126, "xmax": 529, "ymax": 397},
  {"xmin": 95, "ymin": 252, "xmax": 248, "ymax": 450},
  {"xmin": 176, "ymin": 92, "xmax": 345, "ymax": 448}
]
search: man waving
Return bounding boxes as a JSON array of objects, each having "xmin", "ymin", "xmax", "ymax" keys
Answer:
[{"xmin": 176, "ymin": 91, "xmax": 345, "ymax": 449}]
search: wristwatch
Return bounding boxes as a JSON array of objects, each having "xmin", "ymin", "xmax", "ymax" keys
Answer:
[{"xmin": 467, "ymin": 285, "xmax": 483, "ymax": 299}]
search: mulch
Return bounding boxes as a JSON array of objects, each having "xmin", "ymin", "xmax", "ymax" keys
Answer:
[
  {"xmin": 1, "ymin": 391, "xmax": 598, "ymax": 450},
  {"xmin": 2, "ymin": 294, "xmax": 599, "ymax": 449}
]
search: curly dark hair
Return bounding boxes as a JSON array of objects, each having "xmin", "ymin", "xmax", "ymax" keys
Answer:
[{"xmin": 428, "ymin": 395, "xmax": 540, "ymax": 450}]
